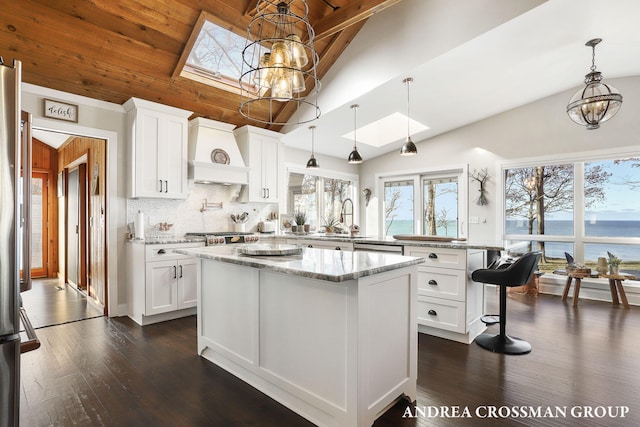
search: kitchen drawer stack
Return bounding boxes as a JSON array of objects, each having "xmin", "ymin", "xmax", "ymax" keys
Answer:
[{"xmin": 404, "ymin": 246, "xmax": 486, "ymax": 344}]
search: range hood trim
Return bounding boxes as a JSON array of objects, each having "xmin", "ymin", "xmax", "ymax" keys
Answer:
[{"xmin": 188, "ymin": 160, "xmax": 249, "ymax": 185}]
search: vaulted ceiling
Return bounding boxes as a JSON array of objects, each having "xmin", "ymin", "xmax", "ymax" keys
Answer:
[{"xmin": 0, "ymin": 0, "xmax": 400, "ymax": 131}]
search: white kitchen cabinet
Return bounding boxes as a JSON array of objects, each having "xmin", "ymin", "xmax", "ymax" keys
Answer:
[
  {"xmin": 124, "ymin": 97, "xmax": 192, "ymax": 199},
  {"xmin": 403, "ymin": 246, "xmax": 486, "ymax": 344},
  {"xmin": 234, "ymin": 125, "xmax": 282, "ymax": 203},
  {"xmin": 127, "ymin": 241, "xmax": 203, "ymax": 325}
]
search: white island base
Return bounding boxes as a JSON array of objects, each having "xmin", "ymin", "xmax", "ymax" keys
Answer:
[{"xmin": 197, "ymin": 257, "xmax": 418, "ymax": 427}]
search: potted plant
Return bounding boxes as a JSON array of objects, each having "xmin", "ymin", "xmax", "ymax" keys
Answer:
[
  {"xmin": 607, "ymin": 251, "xmax": 622, "ymax": 275},
  {"xmin": 294, "ymin": 211, "xmax": 307, "ymax": 233},
  {"xmin": 322, "ymin": 215, "xmax": 339, "ymax": 234}
]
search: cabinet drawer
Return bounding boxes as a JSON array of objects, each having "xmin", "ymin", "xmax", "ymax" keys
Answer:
[
  {"xmin": 417, "ymin": 297, "xmax": 465, "ymax": 333},
  {"xmin": 145, "ymin": 243, "xmax": 204, "ymax": 261},
  {"xmin": 417, "ymin": 267, "xmax": 465, "ymax": 301},
  {"xmin": 404, "ymin": 246, "xmax": 466, "ymax": 270}
]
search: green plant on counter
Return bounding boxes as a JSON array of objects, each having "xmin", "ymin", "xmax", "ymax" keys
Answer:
[
  {"xmin": 294, "ymin": 211, "xmax": 307, "ymax": 226},
  {"xmin": 607, "ymin": 251, "xmax": 622, "ymax": 267},
  {"xmin": 322, "ymin": 215, "xmax": 339, "ymax": 233}
]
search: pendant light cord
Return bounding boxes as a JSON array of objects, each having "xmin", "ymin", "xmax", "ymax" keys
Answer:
[
  {"xmin": 310, "ymin": 125, "xmax": 315, "ymax": 155},
  {"xmin": 351, "ymin": 104, "xmax": 358, "ymax": 150}
]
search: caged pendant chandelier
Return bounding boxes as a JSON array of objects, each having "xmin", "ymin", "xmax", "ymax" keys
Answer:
[
  {"xmin": 239, "ymin": 0, "xmax": 321, "ymax": 126},
  {"xmin": 347, "ymin": 104, "xmax": 363, "ymax": 164},
  {"xmin": 567, "ymin": 38, "xmax": 623, "ymax": 130}
]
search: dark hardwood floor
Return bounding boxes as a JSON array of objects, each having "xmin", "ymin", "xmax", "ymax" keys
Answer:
[
  {"xmin": 21, "ymin": 278, "xmax": 103, "ymax": 329},
  {"xmin": 20, "ymin": 292, "xmax": 640, "ymax": 426}
]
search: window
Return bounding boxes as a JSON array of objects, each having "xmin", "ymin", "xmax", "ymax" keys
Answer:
[
  {"xmin": 287, "ymin": 169, "xmax": 357, "ymax": 232},
  {"xmin": 502, "ymin": 156, "xmax": 640, "ymax": 274},
  {"xmin": 381, "ymin": 169, "xmax": 464, "ymax": 238},
  {"xmin": 175, "ymin": 13, "xmax": 259, "ymax": 95}
]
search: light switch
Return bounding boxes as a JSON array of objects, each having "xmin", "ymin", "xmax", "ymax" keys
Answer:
[{"xmin": 469, "ymin": 216, "xmax": 479, "ymax": 224}]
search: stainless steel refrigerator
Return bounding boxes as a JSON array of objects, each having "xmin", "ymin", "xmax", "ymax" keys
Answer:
[{"xmin": 1, "ymin": 57, "xmax": 38, "ymax": 427}]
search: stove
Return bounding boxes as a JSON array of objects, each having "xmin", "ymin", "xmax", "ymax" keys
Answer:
[{"xmin": 185, "ymin": 231, "xmax": 260, "ymax": 246}]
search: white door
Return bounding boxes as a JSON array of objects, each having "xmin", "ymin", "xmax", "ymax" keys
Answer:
[{"xmin": 67, "ymin": 168, "xmax": 79, "ymax": 287}]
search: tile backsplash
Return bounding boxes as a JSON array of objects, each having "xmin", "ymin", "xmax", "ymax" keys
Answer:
[{"xmin": 126, "ymin": 183, "xmax": 277, "ymax": 238}]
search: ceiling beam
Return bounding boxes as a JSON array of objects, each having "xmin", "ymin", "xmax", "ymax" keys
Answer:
[{"xmin": 312, "ymin": 0, "xmax": 403, "ymax": 41}]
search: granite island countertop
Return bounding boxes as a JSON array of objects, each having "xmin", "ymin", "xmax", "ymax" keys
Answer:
[
  {"xmin": 126, "ymin": 236, "xmax": 206, "ymax": 245},
  {"xmin": 175, "ymin": 244, "xmax": 424, "ymax": 282},
  {"xmin": 263, "ymin": 233, "xmax": 504, "ymax": 251}
]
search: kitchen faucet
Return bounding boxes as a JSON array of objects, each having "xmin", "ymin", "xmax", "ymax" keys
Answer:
[{"xmin": 340, "ymin": 198, "xmax": 356, "ymax": 236}]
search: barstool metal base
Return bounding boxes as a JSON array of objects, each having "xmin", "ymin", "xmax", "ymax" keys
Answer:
[{"xmin": 475, "ymin": 333, "xmax": 531, "ymax": 355}]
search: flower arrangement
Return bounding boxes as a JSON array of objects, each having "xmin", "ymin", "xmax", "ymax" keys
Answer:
[
  {"xmin": 607, "ymin": 251, "xmax": 622, "ymax": 275},
  {"xmin": 607, "ymin": 251, "xmax": 622, "ymax": 267}
]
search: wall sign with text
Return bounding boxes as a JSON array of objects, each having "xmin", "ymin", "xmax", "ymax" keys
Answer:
[{"xmin": 44, "ymin": 99, "xmax": 78, "ymax": 122}]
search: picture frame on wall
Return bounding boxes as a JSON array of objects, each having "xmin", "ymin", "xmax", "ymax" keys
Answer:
[{"xmin": 44, "ymin": 98, "xmax": 78, "ymax": 123}]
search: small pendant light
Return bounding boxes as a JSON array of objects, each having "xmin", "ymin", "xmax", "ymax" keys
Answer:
[
  {"xmin": 400, "ymin": 77, "xmax": 418, "ymax": 156},
  {"xmin": 347, "ymin": 104, "xmax": 363, "ymax": 164},
  {"xmin": 306, "ymin": 125, "xmax": 319, "ymax": 168}
]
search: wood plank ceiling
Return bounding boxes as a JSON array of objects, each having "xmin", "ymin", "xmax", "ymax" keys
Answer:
[{"xmin": 1, "ymin": 0, "xmax": 402, "ymax": 131}]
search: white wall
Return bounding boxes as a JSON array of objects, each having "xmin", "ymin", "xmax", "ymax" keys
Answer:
[{"xmin": 359, "ymin": 75, "xmax": 640, "ymax": 240}]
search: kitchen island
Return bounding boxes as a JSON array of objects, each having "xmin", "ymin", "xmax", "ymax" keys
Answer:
[{"xmin": 176, "ymin": 244, "xmax": 424, "ymax": 427}]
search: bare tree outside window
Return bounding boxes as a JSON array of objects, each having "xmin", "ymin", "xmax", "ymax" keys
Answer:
[{"xmin": 505, "ymin": 164, "xmax": 609, "ymax": 261}]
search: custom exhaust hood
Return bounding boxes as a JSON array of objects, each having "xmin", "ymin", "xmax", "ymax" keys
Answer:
[{"xmin": 188, "ymin": 117, "xmax": 249, "ymax": 185}]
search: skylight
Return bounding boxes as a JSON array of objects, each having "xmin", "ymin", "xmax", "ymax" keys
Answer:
[
  {"xmin": 342, "ymin": 113, "xmax": 429, "ymax": 148},
  {"xmin": 177, "ymin": 17, "xmax": 258, "ymax": 95}
]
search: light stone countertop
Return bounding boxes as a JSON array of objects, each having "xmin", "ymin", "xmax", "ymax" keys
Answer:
[
  {"xmin": 262, "ymin": 233, "xmax": 504, "ymax": 251},
  {"xmin": 127, "ymin": 236, "xmax": 205, "ymax": 245},
  {"xmin": 175, "ymin": 244, "xmax": 425, "ymax": 282}
]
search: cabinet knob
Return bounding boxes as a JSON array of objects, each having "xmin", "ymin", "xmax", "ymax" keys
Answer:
[
  {"xmin": 428, "ymin": 279, "xmax": 438, "ymax": 286},
  {"xmin": 428, "ymin": 253, "xmax": 438, "ymax": 259},
  {"xmin": 428, "ymin": 309, "xmax": 437, "ymax": 316}
]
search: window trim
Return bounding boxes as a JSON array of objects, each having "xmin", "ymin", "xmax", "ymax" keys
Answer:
[{"xmin": 376, "ymin": 164, "xmax": 468, "ymax": 238}]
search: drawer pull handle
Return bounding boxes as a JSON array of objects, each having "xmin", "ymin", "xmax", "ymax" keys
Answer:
[
  {"xmin": 335, "ymin": 247, "xmax": 341, "ymax": 250},
  {"xmin": 428, "ymin": 279, "xmax": 438, "ymax": 286},
  {"xmin": 308, "ymin": 244, "xmax": 313, "ymax": 248},
  {"xmin": 428, "ymin": 253, "xmax": 438, "ymax": 259},
  {"xmin": 428, "ymin": 309, "xmax": 437, "ymax": 316},
  {"xmin": 158, "ymin": 249, "xmax": 166, "ymax": 255}
]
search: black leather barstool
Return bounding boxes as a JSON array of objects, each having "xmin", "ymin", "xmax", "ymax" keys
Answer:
[{"xmin": 472, "ymin": 251, "xmax": 541, "ymax": 355}]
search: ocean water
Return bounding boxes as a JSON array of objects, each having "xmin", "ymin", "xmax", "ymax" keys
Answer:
[
  {"xmin": 508, "ymin": 220, "xmax": 639, "ymax": 261},
  {"xmin": 385, "ymin": 219, "xmax": 640, "ymax": 261},
  {"xmin": 385, "ymin": 220, "xmax": 457, "ymax": 238}
]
